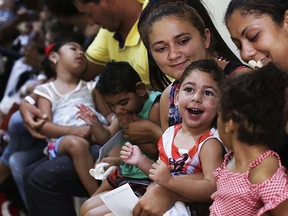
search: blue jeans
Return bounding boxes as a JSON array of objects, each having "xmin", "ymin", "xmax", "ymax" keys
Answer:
[
  {"xmin": 0, "ymin": 111, "xmax": 37, "ymax": 165},
  {"xmin": 5, "ymin": 111, "xmax": 46, "ymax": 205},
  {"xmin": 9, "ymin": 143, "xmax": 46, "ymax": 206},
  {"xmin": 24, "ymin": 144, "xmax": 101, "ymax": 216}
]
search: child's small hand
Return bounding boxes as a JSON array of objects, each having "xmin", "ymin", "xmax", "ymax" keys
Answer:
[
  {"xmin": 149, "ymin": 159, "xmax": 172, "ymax": 186},
  {"xmin": 120, "ymin": 142, "xmax": 142, "ymax": 165},
  {"xmin": 71, "ymin": 125, "xmax": 91, "ymax": 138},
  {"xmin": 76, "ymin": 103, "xmax": 98, "ymax": 125}
]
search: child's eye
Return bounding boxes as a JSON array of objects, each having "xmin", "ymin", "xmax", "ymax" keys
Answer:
[
  {"xmin": 184, "ymin": 87, "xmax": 193, "ymax": 93},
  {"xmin": 119, "ymin": 100, "xmax": 128, "ymax": 106},
  {"xmin": 204, "ymin": 90, "xmax": 214, "ymax": 96}
]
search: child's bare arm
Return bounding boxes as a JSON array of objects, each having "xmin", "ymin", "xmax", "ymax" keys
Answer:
[
  {"xmin": 151, "ymin": 138, "xmax": 223, "ymax": 202},
  {"xmin": 121, "ymin": 117, "xmax": 161, "ymax": 158},
  {"xmin": 249, "ymin": 156, "xmax": 288, "ymax": 216},
  {"xmin": 120, "ymin": 142, "xmax": 154, "ymax": 175},
  {"xmin": 37, "ymin": 97, "xmax": 91, "ymax": 138},
  {"xmin": 76, "ymin": 103, "xmax": 121, "ymax": 144},
  {"xmin": 91, "ymin": 119, "xmax": 121, "ymax": 144}
]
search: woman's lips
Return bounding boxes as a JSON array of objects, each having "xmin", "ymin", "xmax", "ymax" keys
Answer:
[{"xmin": 170, "ymin": 60, "xmax": 189, "ymax": 70}]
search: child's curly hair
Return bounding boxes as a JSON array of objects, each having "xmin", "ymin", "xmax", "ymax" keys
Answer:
[{"xmin": 219, "ymin": 62, "xmax": 288, "ymax": 147}]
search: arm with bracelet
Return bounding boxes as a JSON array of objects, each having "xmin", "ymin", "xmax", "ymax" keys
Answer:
[{"xmin": 20, "ymin": 93, "xmax": 48, "ymax": 139}]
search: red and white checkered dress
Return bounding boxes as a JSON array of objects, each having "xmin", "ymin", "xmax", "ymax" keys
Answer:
[{"xmin": 210, "ymin": 150, "xmax": 288, "ymax": 216}]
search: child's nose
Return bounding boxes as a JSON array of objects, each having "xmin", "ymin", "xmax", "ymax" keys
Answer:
[
  {"xmin": 114, "ymin": 106, "xmax": 123, "ymax": 114},
  {"xmin": 191, "ymin": 93, "xmax": 201, "ymax": 103}
]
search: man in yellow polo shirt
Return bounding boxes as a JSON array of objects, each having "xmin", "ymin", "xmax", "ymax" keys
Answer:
[
  {"xmin": 85, "ymin": 26, "xmax": 149, "ymax": 86},
  {"xmin": 76, "ymin": 0, "xmax": 150, "ymax": 87}
]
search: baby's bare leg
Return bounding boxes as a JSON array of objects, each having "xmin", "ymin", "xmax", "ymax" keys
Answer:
[{"xmin": 58, "ymin": 135, "xmax": 98, "ymax": 195}]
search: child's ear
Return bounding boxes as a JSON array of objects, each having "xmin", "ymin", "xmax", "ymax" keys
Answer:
[
  {"xmin": 48, "ymin": 52, "xmax": 58, "ymax": 64},
  {"xmin": 174, "ymin": 89, "xmax": 179, "ymax": 106},
  {"xmin": 225, "ymin": 119, "xmax": 235, "ymax": 133},
  {"xmin": 135, "ymin": 82, "xmax": 146, "ymax": 96}
]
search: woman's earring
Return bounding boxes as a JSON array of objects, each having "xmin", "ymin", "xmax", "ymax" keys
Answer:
[{"xmin": 54, "ymin": 60, "xmax": 57, "ymax": 64}]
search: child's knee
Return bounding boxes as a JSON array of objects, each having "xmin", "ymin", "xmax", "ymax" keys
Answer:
[
  {"xmin": 60, "ymin": 136, "xmax": 89, "ymax": 155},
  {"xmin": 80, "ymin": 194, "xmax": 105, "ymax": 216}
]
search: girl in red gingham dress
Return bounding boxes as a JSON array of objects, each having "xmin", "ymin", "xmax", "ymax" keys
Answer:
[{"xmin": 210, "ymin": 63, "xmax": 288, "ymax": 216}]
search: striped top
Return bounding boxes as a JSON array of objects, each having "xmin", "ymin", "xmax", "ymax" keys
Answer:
[{"xmin": 158, "ymin": 124, "xmax": 220, "ymax": 175}]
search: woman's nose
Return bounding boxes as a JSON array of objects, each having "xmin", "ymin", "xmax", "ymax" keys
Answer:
[
  {"xmin": 240, "ymin": 42, "xmax": 257, "ymax": 63},
  {"xmin": 167, "ymin": 46, "xmax": 181, "ymax": 60}
]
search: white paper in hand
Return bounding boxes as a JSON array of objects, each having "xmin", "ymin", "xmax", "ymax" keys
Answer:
[{"xmin": 100, "ymin": 183, "xmax": 139, "ymax": 216}]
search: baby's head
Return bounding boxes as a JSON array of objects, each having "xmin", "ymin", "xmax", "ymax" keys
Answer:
[
  {"xmin": 175, "ymin": 59, "xmax": 225, "ymax": 129},
  {"xmin": 96, "ymin": 61, "xmax": 147, "ymax": 115},
  {"xmin": 218, "ymin": 62, "xmax": 288, "ymax": 147},
  {"xmin": 178, "ymin": 59, "xmax": 225, "ymax": 88},
  {"xmin": 43, "ymin": 36, "xmax": 85, "ymax": 79}
]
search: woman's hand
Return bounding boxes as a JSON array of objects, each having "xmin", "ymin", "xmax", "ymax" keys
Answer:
[{"xmin": 133, "ymin": 183, "xmax": 177, "ymax": 216}]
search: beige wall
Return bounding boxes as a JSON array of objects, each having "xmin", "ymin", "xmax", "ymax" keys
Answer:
[{"xmin": 202, "ymin": 0, "xmax": 243, "ymax": 62}]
